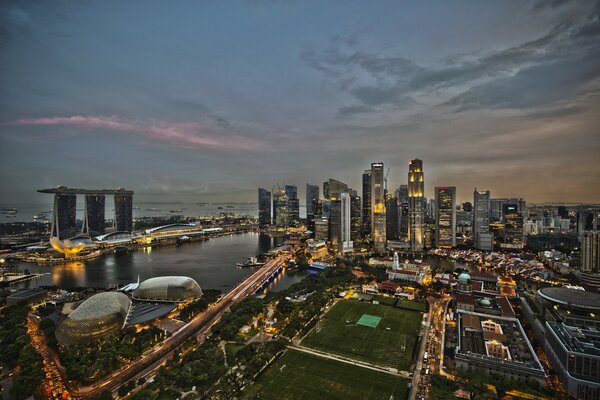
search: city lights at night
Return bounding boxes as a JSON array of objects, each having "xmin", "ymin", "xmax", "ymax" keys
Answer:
[{"xmin": 0, "ymin": 1, "xmax": 599, "ymax": 400}]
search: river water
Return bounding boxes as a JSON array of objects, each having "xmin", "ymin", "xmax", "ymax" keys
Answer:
[
  {"xmin": 15, "ymin": 233, "xmax": 309, "ymax": 293},
  {"xmin": 13, "ymin": 232, "xmax": 470, "ymax": 294}
]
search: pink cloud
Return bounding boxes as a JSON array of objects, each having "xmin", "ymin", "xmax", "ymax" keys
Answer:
[{"xmin": 8, "ymin": 115, "xmax": 265, "ymax": 151}]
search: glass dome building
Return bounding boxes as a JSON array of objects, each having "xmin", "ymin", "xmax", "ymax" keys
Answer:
[
  {"xmin": 55, "ymin": 292, "xmax": 131, "ymax": 346},
  {"xmin": 133, "ymin": 276, "xmax": 202, "ymax": 303}
]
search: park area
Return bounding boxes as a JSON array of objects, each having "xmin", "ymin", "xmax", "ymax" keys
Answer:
[
  {"xmin": 301, "ymin": 299, "xmax": 423, "ymax": 371},
  {"xmin": 242, "ymin": 349, "xmax": 410, "ymax": 400}
]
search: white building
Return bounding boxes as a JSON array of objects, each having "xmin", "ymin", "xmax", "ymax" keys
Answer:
[{"xmin": 341, "ymin": 192, "xmax": 353, "ymax": 253}]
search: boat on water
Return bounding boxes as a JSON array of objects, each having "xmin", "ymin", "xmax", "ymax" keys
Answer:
[
  {"xmin": 33, "ymin": 213, "xmax": 49, "ymax": 221},
  {"xmin": 236, "ymin": 256, "xmax": 265, "ymax": 268},
  {"xmin": 1, "ymin": 208, "xmax": 17, "ymax": 214}
]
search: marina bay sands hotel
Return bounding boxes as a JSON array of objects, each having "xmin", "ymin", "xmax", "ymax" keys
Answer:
[{"xmin": 38, "ymin": 186, "xmax": 134, "ymax": 239}]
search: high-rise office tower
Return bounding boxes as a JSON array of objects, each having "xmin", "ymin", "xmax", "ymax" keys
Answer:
[
  {"xmin": 284, "ymin": 185, "xmax": 299, "ymax": 225},
  {"xmin": 323, "ymin": 179, "xmax": 348, "ymax": 200},
  {"xmin": 581, "ymin": 231, "xmax": 600, "ymax": 273},
  {"xmin": 341, "ymin": 192, "xmax": 353, "ymax": 253},
  {"xmin": 398, "ymin": 185, "xmax": 409, "ymax": 240},
  {"xmin": 51, "ymin": 194, "xmax": 77, "ymax": 239},
  {"xmin": 288, "ymin": 198, "xmax": 300, "ymax": 225},
  {"xmin": 435, "ymin": 187, "xmax": 456, "ymax": 248},
  {"xmin": 386, "ymin": 194, "xmax": 399, "ymax": 240},
  {"xmin": 577, "ymin": 209, "xmax": 600, "ymax": 235},
  {"xmin": 408, "ymin": 159, "xmax": 424, "ymax": 251},
  {"xmin": 114, "ymin": 193, "xmax": 133, "ymax": 232},
  {"xmin": 371, "ymin": 162, "xmax": 386, "ymax": 251},
  {"xmin": 82, "ymin": 194, "xmax": 105, "ymax": 236},
  {"xmin": 272, "ymin": 186, "xmax": 288, "ymax": 228},
  {"xmin": 350, "ymin": 194, "xmax": 362, "ymax": 242},
  {"xmin": 490, "ymin": 198, "xmax": 526, "ymax": 221},
  {"xmin": 330, "ymin": 198, "xmax": 341, "ymax": 250},
  {"xmin": 502, "ymin": 204, "xmax": 524, "ymax": 249},
  {"xmin": 362, "ymin": 170, "xmax": 372, "ymax": 239},
  {"xmin": 473, "ymin": 189, "xmax": 492, "ymax": 250},
  {"xmin": 306, "ymin": 184, "xmax": 320, "ymax": 216},
  {"xmin": 258, "ymin": 188, "xmax": 271, "ymax": 227}
]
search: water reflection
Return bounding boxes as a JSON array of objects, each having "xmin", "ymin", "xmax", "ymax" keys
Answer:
[{"xmin": 17, "ymin": 233, "xmax": 291, "ymax": 291}]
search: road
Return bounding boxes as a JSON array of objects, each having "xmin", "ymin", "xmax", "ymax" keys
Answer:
[
  {"xmin": 28, "ymin": 315, "xmax": 72, "ymax": 400},
  {"xmin": 33, "ymin": 254, "xmax": 289, "ymax": 400},
  {"xmin": 411, "ymin": 295, "xmax": 449, "ymax": 400}
]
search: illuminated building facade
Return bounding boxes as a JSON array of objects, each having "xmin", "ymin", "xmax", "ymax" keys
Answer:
[
  {"xmin": 370, "ymin": 162, "xmax": 386, "ymax": 251},
  {"xmin": 272, "ymin": 186, "xmax": 288, "ymax": 227},
  {"xmin": 258, "ymin": 188, "xmax": 271, "ymax": 226},
  {"xmin": 362, "ymin": 169, "xmax": 372, "ymax": 239},
  {"xmin": 329, "ymin": 197, "xmax": 342, "ymax": 250},
  {"xmin": 491, "ymin": 197, "xmax": 526, "ymax": 221},
  {"xmin": 435, "ymin": 186, "xmax": 456, "ymax": 248},
  {"xmin": 82, "ymin": 194, "xmax": 105, "ymax": 235},
  {"xmin": 55, "ymin": 292, "xmax": 131, "ymax": 346},
  {"xmin": 408, "ymin": 159, "xmax": 424, "ymax": 251},
  {"xmin": 350, "ymin": 194, "xmax": 362, "ymax": 241},
  {"xmin": 398, "ymin": 184, "xmax": 409, "ymax": 240},
  {"xmin": 502, "ymin": 204, "xmax": 524, "ymax": 249},
  {"xmin": 114, "ymin": 192, "xmax": 133, "ymax": 232},
  {"xmin": 580, "ymin": 231, "xmax": 600, "ymax": 288},
  {"xmin": 473, "ymin": 189, "xmax": 492, "ymax": 250}
]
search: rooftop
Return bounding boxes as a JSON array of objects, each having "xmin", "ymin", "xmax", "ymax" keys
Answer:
[
  {"xmin": 547, "ymin": 322, "xmax": 600, "ymax": 356},
  {"xmin": 538, "ymin": 287, "xmax": 600, "ymax": 311},
  {"xmin": 458, "ymin": 311, "xmax": 544, "ymax": 372}
]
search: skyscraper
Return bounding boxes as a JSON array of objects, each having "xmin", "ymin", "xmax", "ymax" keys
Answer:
[
  {"xmin": 51, "ymin": 193, "xmax": 77, "ymax": 239},
  {"xmin": 362, "ymin": 169, "xmax": 371, "ymax": 239},
  {"xmin": 272, "ymin": 186, "xmax": 288, "ymax": 228},
  {"xmin": 285, "ymin": 184, "xmax": 297, "ymax": 200},
  {"xmin": 258, "ymin": 188, "xmax": 271, "ymax": 227},
  {"xmin": 435, "ymin": 187, "xmax": 456, "ymax": 248},
  {"xmin": 350, "ymin": 193, "xmax": 362, "ymax": 242},
  {"xmin": 398, "ymin": 185, "xmax": 409, "ymax": 241},
  {"xmin": 285, "ymin": 185, "xmax": 299, "ymax": 225},
  {"xmin": 386, "ymin": 194, "xmax": 399, "ymax": 240},
  {"xmin": 473, "ymin": 189, "xmax": 492, "ymax": 250},
  {"xmin": 114, "ymin": 193, "xmax": 133, "ymax": 232},
  {"xmin": 371, "ymin": 162, "xmax": 386, "ymax": 251},
  {"xmin": 581, "ymin": 231, "xmax": 600, "ymax": 273},
  {"xmin": 502, "ymin": 204, "xmax": 524, "ymax": 249},
  {"xmin": 82, "ymin": 194, "xmax": 105, "ymax": 236},
  {"xmin": 323, "ymin": 178, "xmax": 348, "ymax": 200},
  {"xmin": 306, "ymin": 183, "xmax": 320, "ymax": 216},
  {"xmin": 341, "ymin": 192, "xmax": 353, "ymax": 253},
  {"xmin": 408, "ymin": 159, "xmax": 424, "ymax": 251}
]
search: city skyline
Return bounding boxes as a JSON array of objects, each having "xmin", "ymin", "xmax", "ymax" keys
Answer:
[{"xmin": 1, "ymin": 1, "xmax": 599, "ymax": 205}]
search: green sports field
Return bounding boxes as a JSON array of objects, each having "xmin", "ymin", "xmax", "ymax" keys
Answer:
[
  {"xmin": 301, "ymin": 299, "xmax": 423, "ymax": 371},
  {"xmin": 242, "ymin": 349, "xmax": 410, "ymax": 400}
]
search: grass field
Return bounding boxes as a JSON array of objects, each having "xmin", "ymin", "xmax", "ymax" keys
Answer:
[
  {"xmin": 301, "ymin": 300, "xmax": 422, "ymax": 371},
  {"xmin": 242, "ymin": 349, "xmax": 410, "ymax": 400}
]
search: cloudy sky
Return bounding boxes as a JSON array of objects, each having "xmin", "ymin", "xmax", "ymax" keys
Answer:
[{"xmin": 1, "ymin": 0, "xmax": 599, "ymax": 205}]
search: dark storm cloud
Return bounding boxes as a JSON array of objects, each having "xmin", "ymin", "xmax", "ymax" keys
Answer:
[
  {"xmin": 302, "ymin": 1, "xmax": 600, "ymax": 115},
  {"xmin": 1, "ymin": 1, "xmax": 599, "ymax": 204}
]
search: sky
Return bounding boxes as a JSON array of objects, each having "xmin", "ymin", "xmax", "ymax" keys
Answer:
[{"xmin": 1, "ymin": 0, "xmax": 599, "ymax": 205}]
